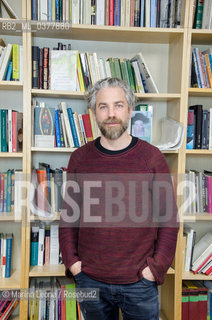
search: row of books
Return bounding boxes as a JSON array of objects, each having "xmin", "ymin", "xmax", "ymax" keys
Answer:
[
  {"xmin": 0, "ymin": 233, "xmax": 13, "ymax": 278},
  {"xmin": 186, "ymin": 105, "xmax": 212, "ymax": 150},
  {"xmin": 0, "ymin": 294, "xmax": 19, "ymax": 320},
  {"xmin": 182, "ymin": 280, "xmax": 212, "ymax": 320},
  {"xmin": 30, "ymin": 223, "xmax": 61, "ymax": 266},
  {"xmin": 32, "ymin": 45, "xmax": 159, "ymax": 93},
  {"xmin": 29, "ymin": 277, "xmax": 82, "ymax": 320},
  {"xmin": 31, "ymin": 0, "xmax": 182, "ymax": 28},
  {"xmin": 192, "ymin": 0, "xmax": 212, "ymax": 29},
  {"xmin": 184, "ymin": 169, "xmax": 212, "ymax": 215},
  {"xmin": 0, "ymin": 42, "xmax": 23, "ymax": 82},
  {"xmin": 190, "ymin": 47, "xmax": 212, "ymax": 89},
  {"xmin": 0, "ymin": 170, "xmax": 22, "ymax": 218},
  {"xmin": 0, "ymin": 109, "xmax": 23, "ymax": 153},
  {"xmin": 31, "ymin": 163, "xmax": 67, "ymax": 215},
  {"xmin": 34, "ymin": 101, "xmax": 100, "ymax": 149},
  {"xmin": 183, "ymin": 227, "xmax": 212, "ymax": 275}
]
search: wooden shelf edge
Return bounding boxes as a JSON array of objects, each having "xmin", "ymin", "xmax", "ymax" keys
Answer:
[
  {"xmin": 31, "ymin": 89, "xmax": 180, "ymax": 100},
  {"xmin": 167, "ymin": 267, "xmax": 175, "ymax": 275},
  {"xmin": 29, "ymin": 265, "xmax": 65, "ymax": 277},
  {"xmin": 31, "ymin": 147, "xmax": 76, "ymax": 152},
  {"xmin": 0, "ymin": 270, "xmax": 21, "ymax": 289},
  {"xmin": 0, "ymin": 152, "xmax": 23, "ymax": 158},
  {"xmin": 186, "ymin": 149, "xmax": 212, "ymax": 154},
  {"xmin": 182, "ymin": 271, "xmax": 212, "ymax": 280},
  {"xmin": 182, "ymin": 213, "xmax": 212, "ymax": 221},
  {"xmin": 0, "ymin": 81, "xmax": 23, "ymax": 90}
]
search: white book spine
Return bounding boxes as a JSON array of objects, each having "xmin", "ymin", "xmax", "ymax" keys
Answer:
[
  {"xmin": 72, "ymin": 0, "xmax": 80, "ymax": 24},
  {"xmin": 38, "ymin": 226, "xmax": 45, "ymax": 266},
  {"xmin": 145, "ymin": 0, "xmax": 150, "ymax": 27},
  {"xmin": 73, "ymin": 113, "xmax": 81, "ymax": 147},
  {"xmin": 50, "ymin": 224, "xmax": 59, "ymax": 265},
  {"xmin": 8, "ymin": 109, "xmax": 12, "ymax": 153},
  {"xmin": 93, "ymin": 53, "xmax": 101, "ymax": 81},
  {"xmin": 131, "ymin": 61, "xmax": 144, "ymax": 93},
  {"xmin": 105, "ymin": 60, "xmax": 112, "ymax": 77},
  {"xmin": 96, "ymin": 0, "xmax": 105, "ymax": 25},
  {"xmin": 40, "ymin": 0, "xmax": 48, "ymax": 20},
  {"xmin": 85, "ymin": 0, "xmax": 92, "ymax": 24},
  {"xmin": 125, "ymin": 0, "xmax": 131, "ymax": 26},
  {"xmin": 121, "ymin": 0, "xmax": 126, "ymax": 26},
  {"xmin": 78, "ymin": 114, "xmax": 87, "ymax": 144}
]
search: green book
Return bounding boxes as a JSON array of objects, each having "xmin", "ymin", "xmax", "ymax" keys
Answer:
[
  {"xmin": 120, "ymin": 58, "xmax": 130, "ymax": 86},
  {"xmin": 65, "ymin": 283, "xmax": 77, "ymax": 320},
  {"xmin": 1, "ymin": 109, "xmax": 7, "ymax": 152},
  {"xmin": 107, "ymin": 57, "xmax": 116, "ymax": 78},
  {"xmin": 126, "ymin": 59, "xmax": 136, "ymax": 92},
  {"xmin": 114, "ymin": 58, "xmax": 122, "ymax": 80},
  {"xmin": 6, "ymin": 169, "xmax": 12, "ymax": 212}
]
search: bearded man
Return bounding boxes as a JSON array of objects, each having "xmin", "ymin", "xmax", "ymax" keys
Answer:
[{"xmin": 59, "ymin": 78, "xmax": 179, "ymax": 320}]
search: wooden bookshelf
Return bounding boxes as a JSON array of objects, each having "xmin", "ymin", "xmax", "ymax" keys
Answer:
[
  {"xmin": 0, "ymin": 152, "xmax": 23, "ymax": 158},
  {"xmin": 182, "ymin": 271, "xmax": 212, "ymax": 281},
  {"xmin": 0, "ymin": 270, "xmax": 21, "ymax": 289},
  {"xmin": 0, "ymin": 81, "xmax": 23, "ymax": 90},
  {"xmin": 29, "ymin": 264, "xmax": 65, "ymax": 277}
]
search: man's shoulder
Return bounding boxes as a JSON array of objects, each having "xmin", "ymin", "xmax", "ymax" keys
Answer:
[{"xmin": 71, "ymin": 140, "xmax": 95, "ymax": 160}]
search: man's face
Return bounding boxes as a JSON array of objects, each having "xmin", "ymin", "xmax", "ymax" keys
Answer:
[{"xmin": 94, "ymin": 87, "xmax": 132, "ymax": 140}]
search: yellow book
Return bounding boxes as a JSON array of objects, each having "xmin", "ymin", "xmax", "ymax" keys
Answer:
[
  {"xmin": 12, "ymin": 44, "xmax": 19, "ymax": 81},
  {"xmin": 77, "ymin": 51, "xmax": 85, "ymax": 92}
]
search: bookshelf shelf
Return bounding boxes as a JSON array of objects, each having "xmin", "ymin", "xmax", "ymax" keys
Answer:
[
  {"xmin": 31, "ymin": 147, "xmax": 76, "ymax": 152},
  {"xmin": 186, "ymin": 149, "xmax": 212, "ymax": 154},
  {"xmin": 31, "ymin": 23, "xmax": 184, "ymax": 43},
  {"xmin": 31, "ymin": 89, "xmax": 85, "ymax": 99},
  {"xmin": 182, "ymin": 271, "xmax": 212, "ymax": 281},
  {"xmin": 29, "ymin": 264, "xmax": 65, "ymax": 277},
  {"xmin": 0, "ymin": 152, "xmax": 23, "ymax": 158},
  {"xmin": 31, "ymin": 90, "xmax": 181, "ymax": 101},
  {"xmin": 0, "ymin": 270, "xmax": 21, "ymax": 289},
  {"xmin": 0, "ymin": 213, "xmax": 15, "ymax": 221},
  {"xmin": 191, "ymin": 29, "xmax": 212, "ymax": 45},
  {"xmin": 183, "ymin": 213, "xmax": 212, "ymax": 222},
  {"xmin": 0, "ymin": 81, "xmax": 23, "ymax": 90},
  {"xmin": 159, "ymin": 311, "xmax": 168, "ymax": 320},
  {"xmin": 188, "ymin": 88, "xmax": 212, "ymax": 97},
  {"xmin": 30, "ymin": 212, "xmax": 60, "ymax": 221}
]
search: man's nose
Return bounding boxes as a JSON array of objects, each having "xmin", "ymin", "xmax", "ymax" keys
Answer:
[{"xmin": 108, "ymin": 106, "xmax": 115, "ymax": 118}]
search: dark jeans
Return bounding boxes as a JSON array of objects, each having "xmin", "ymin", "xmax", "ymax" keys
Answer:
[{"xmin": 74, "ymin": 271, "xmax": 159, "ymax": 320}]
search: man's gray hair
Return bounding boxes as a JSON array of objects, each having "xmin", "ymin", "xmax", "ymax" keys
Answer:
[{"xmin": 85, "ymin": 78, "xmax": 137, "ymax": 112}]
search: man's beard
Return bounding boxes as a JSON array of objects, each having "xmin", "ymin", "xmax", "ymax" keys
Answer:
[{"xmin": 96, "ymin": 115, "xmax": 130, "ymax": 140}]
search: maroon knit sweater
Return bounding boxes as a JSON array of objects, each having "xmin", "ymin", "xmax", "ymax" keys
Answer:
[{"xmin": 59, "ymin": 138, "xmax": 179, "ymax": 285}]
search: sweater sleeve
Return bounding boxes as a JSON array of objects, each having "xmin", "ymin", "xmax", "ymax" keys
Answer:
[
  {"xmin": 146, "ymin": 147, "xmax": 179, "ymax": 285},
  {"xmin": 59, "ymin": 152, "xmax": 81, "ymax": 277}
]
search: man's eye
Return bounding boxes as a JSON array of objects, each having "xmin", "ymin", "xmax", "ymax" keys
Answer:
[
  {"xmin": 100, "ymin": 105, "xmax": 107, "ymax": 110},
  {"xmin": 116, "ymin": 104, "xmax": 123, "ymax": 108}
]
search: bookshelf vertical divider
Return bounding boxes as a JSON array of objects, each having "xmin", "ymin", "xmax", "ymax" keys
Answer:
[{"xmin": 13, "ymin": 0, "xmax": 203, "ymax": 319}]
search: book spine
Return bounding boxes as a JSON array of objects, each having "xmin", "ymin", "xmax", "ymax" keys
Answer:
[
  {"xmin": 1, "ymin": 110, "xmax": 7, "ymax": 152},
  {"xmin": 67, "ymin": 108, "xmax": 79, "ymax": 147},
  {"xmin": 32, "ymin": 0, "xmax": 38, "ymax": 20},
  {"xmin": 32, "ymin": 46, "xmax": 40, "ymax": 89},
  {"xmin": 12, "ymin": 44, "xmax": 19, "ymax": 81},
  {"xmin": 5, "ymin": 235, "xmax": 13, "ymax": 278},
  {"xmin": 114, "ymin": 0, "xmax": 120, "ymax": 26},
  {"xmin": 109, "ymin": 0, "xmax": 114, "ymax": 25},
  {"xmin": 43, "ymin": 47, "xmax": 49, "ymax": 90},
  {"xmin": 55, "ymin": 109, "xmax": 61, "ymax": 147}
]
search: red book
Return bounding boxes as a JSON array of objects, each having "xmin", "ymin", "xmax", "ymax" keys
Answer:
[
  {"xmin": 12, "ymin": 111, "xmax": 17, "ymax": 152},
  {"xmin": 194, "ymin": 253, "xmax": 212, "ymax": 274},
  {"xmin": 205, "ymin": 264, "xmax": 212, "ymax": 275},
  {"xmin": 130, "ymin": 0, "xmax": 135, "ymax": 27},
  {"xmin": 109, "ymin": 0, "xmax": 114, "ymax": 25},
  {"xmin": 82, "ymin": 114, "xmax": 94, "ymax": 142},
  {"xmin": 182, "ymin": 284, "xmax": 189, "ymax": 320}
]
